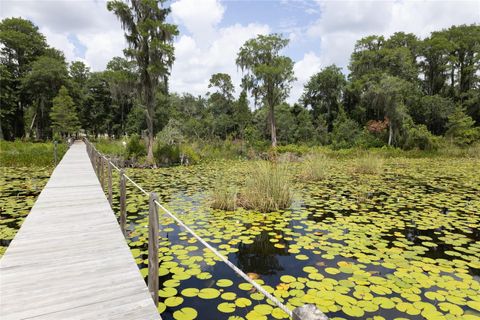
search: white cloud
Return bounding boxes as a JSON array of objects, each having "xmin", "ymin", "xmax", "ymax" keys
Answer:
[
  {"xmin": 170, "ymin": 22, "xmax": 270, "ymax": 96},
  {"xmin": 306, "ymin": 0, "xmax": 480, "ymax": 71},
  {"xmin": 289, "ymin": 51, "xmax": 324, "ymax": 103},
  {"xmin": 171, "ymin": 0, "xmax": 225, "ymax": 45},
  {"xmin": 0, "ymin": 0, "xmax": 125, "ymax": 71}
]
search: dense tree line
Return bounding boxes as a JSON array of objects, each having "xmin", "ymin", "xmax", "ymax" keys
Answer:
[{"xmin": 1, "ymin": 14, "xmax": 479, "ymax": 150}]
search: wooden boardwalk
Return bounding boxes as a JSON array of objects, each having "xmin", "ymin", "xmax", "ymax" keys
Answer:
[{"xmin": 0, "ymin": 141, "xmax": 160, "ymax": 320}]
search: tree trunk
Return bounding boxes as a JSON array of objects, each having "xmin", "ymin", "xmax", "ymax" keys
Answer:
[
  {"xmin": 269, "ymin": 104, "xmax": 277, "ymax": 147},
  {"xmin": 0, "ymin": 118, "xmax": 4, "ymax": 140},
  {"xmin": 388, "ymin": 123, "xmax": 393, "ymax": 146},
  {"xmin": 145, "ymin": 84, "xmax": 155, "ymax": 164}
]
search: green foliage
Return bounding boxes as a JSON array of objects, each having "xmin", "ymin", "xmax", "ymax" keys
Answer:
[
  {"xmin": 180, "ymin": 145, "xmax": 201, "ymax": 165},
  {"xmin": 275, "ymin": 144, "xmax": 310, "ymax": 156},
  {"xmin": 107, "ymin": 0, "xmax": 179, "ymax": 161},
  {"xmin": 301, "ymin": 64, "xmax": 346, "ymax": 130},
  {"xmin": 0, "ymin": 140, "xmax": 67, "ymax": 167},
  {"xmin": 50, "ymin": 86, "xmax": 80, "ymax": 136},
  {"xmin": 446, "ymin": 106, "xmax": 479, "ymax": 146},
  {"xmin": 241, "ymin": 162, "xmax": 292, "ymax": 212},
  {"xmin": 404, "ymin": 124, "xmax": 438, "ymax": 151},
  {"xmin": 331, "ymin": 109, "xmax": 360, "ymax": 149},
  {"xmin": 94, "ymin": 138, "xmax": 125, "ymax": 157},
  {"xmin": 236, "ymin": 34, "xmax": 295, "ymax": 146},
  {"xmin": 126, "ymin": 134, "xmax": 146, "ymax": 159},
  {"xmin": 154, "ymin": 142, "xmax": 180, "ymax": 166}
]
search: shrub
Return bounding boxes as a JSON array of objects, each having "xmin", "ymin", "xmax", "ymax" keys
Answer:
[
  {"xmin": 154, "ymin": 142, "xmax": 180, "ymax": 166},
  {"xmin": 275, "ymin": 144, "xmax": 310, "ymax": 156},
  {"xmin": 446, "ymin": 106, "xmax": 480, "ymax": 146},
  {"xmin": 331, "ymin": 110, "xmax": 360, "ymax": 149},
  {"xmin": 301, "ymin": 153, "xmax": 330, "ymax": 181},
  {"xmin": 404, "ymin": 124, "xmax": 438, "ymax": 151},
  {"xmin": 0, "ymin": 140, "xmax": 67, "ymax": 167},
  {"xmin": 180, "ymin": 144, "xmax": 201, "ymax": 165},
  {"xmin": 355, "ymin": 130, "xmax": 386, "ymax": 148},
  {"xmin": 126, "ymin": 134, "xmax": 146, "ymax": 159},
  {"xmin": 241, "ymin": 162, "xmax": 292, "ymax": 212},
  {"xmin": 353, "ymin": 153, "xmax": 384, "ymax": 175}
]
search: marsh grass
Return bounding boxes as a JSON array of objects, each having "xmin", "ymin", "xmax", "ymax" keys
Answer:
[
  {"xmin": 300, "ymin": 153, "xmax": 330, "ymax": 181},
  {"xmin": 0, "ymin": 140, "xmax": 67, "ymax": 167},
  {"xmin": 353, "ymin": 153, "xmax": 384, "ymax": 175},
  {"xmin": 210, "ymin": 179, "xmax": 237, "ymax": 211},
  {"xmin": 240, "ymin": 161, "xmax": 292, "ymax": 212}
]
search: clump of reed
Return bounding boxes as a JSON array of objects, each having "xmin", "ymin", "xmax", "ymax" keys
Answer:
[
  {"xmin": 353, "ymin": 153, "xmax": 384, "ymax": 175},
  {"xmin": 240, "ymin": 162, "xmax": 292, "ymax": 212},
  {"xmin": 210, "ymin": 179, "xmax": 237, "ymax": 211},
  {"xmin": 210, "ymin": 161, "xmax": 292, "ymax": 213},
  {"xmin": 300, "ymin": 153, "xmax": 330, "ymax": 181}
]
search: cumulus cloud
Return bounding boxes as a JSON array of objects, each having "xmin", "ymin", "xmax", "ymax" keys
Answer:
[
  {"xmin": 0, "ymin": 0, "xmax": 125, "ymax": 70},
  {"xmin": 289, "ymin": 51, "xmax": 323, "ymax": 103},
  {"xmin": 170, "ymin": 22, "xmax": 270, "ymax": 96},
  {"xmin": 306, "ymin": 0, "xmax": 480, "ymax": 70}
]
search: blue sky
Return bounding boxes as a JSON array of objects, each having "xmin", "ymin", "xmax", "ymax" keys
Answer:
[{"xmin": 1, "ymin": 0, "xmax": 479, "ymax": 102}]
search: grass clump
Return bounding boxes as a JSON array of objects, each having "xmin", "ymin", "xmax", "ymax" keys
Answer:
[
  {"xmin": 241, "ymin": 162, "xmax": 292, "ymax": 212},
  {"xmin": 210, "ymin": 180, "xmax": 237, "ymax": 211},
  {"xmin": 353, "ymin": 153, "xmax": 384, "ymax": 175},
  {"xmin": 301, "ymin": 153, "xmax": 330, "ymax": 181}
]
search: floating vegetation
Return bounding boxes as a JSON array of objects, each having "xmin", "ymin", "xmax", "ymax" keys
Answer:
[
  {"xmin": 3, "ymin": 151, "xmax": 478, "ymax": 319},
  {"xmin": 59, "ymin": 157, "xmax": 480, "ymax": 319},
  {"xmin": 0, "ymin": 167, "xmax": 51, "ymax": 257}
]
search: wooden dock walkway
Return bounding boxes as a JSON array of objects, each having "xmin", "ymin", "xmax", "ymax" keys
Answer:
[{"xmin": 0, "ymin": 141, "xmax": 160, "ymax": 320}]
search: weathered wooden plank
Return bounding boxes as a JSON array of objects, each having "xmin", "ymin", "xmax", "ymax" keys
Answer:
[{"xmin": 0, "ymin": 141, "xmax": 160, "ymax": 320}]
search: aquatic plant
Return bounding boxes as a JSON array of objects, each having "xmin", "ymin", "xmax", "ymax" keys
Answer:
[
  {"xmin": 300, "ymin": 153, "xmax": 330, "ymax": 181},
  {"xmin": 210, "ymin": 179, "xmax": 237, "ymax": 211},
  {"xmin": 241, "ymin": 161, "xmax": 292, "ymax": 212},
  {"xmin": 353, "ymin": 153, "xmax": 384, "ymax": 175}
]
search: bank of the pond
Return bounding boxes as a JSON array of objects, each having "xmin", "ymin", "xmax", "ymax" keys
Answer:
[{"xmin": 104, "ymin": 158, "xmax": 480, "ymax": 320}]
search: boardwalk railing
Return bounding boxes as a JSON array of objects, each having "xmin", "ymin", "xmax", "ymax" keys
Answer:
[{"xmin": 84, "ymin": 138, "xmax": 328, "ymax": 320}]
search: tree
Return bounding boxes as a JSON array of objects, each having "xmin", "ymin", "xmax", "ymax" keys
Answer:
[
  {"xmin": 445, "ymin": 106, "xmax": 479, "ymax": 145},
  {"xmin": 207, "ymin": 73, "xmax": 236, "ymax": 139},
  {"xmin": 107, "ymin": 0, "xmax": 178, "ymax": 163},
  {"xmin": 105, "ymin": 57, "xmax": 136, "ymax": 136},
  {"xmin": 0, "ymin": 17, "xmax": 47, "ymax": 139},
  {"xmin": 301, "ymin": 65, "xmax": 346, "ymax": 130},
  {"xmin": 236, "ymin": 34, "xmax": 295, "ymax": 146},
  {"xmin": 233, "ymin": 90, "xmax": 252, "ymax": 139},
  {"xmin": 364, "ymin": 75, "xmax": 413, "ymax": 146},
  {"xmin": 50, "ymin": 86, "xmax": 80, "ymax": 136},
  {"xmin": 331, "ymin": 108, "xmax": 360, "ymax": 149},
  {"xmin": 21, "ymin": 55, "xmax": 69, "ymax": 139}
]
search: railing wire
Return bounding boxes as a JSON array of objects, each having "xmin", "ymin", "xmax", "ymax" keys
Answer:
[{"xmin": 83, "ymin": 138, "xmax": 328, "ymax": 320}]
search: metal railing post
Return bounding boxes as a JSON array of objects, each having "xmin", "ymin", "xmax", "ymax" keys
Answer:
[{"xmin": 148, "ymin": 192, "xmax": 159, "ymax": 306}]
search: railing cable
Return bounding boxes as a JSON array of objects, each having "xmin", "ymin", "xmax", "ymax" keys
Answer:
[{"xmin": 83, "ymin": 138, "xmax": 328, "ymax": 320}]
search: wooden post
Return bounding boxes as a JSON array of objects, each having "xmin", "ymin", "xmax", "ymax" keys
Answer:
[
  {"xmin": 119, "ymin": 169, "xmax": 127, "ymax": 236},
  {"xmin": 148, "ymin": 192, "xmax": 159, "ymax": 306},
  {"xmin": 293, "ymin": 304, "xmax": 329, "ymax": 320},
  {"xmin": 108, "ymin": 161, "xmax": 113, "ymax": 206},
  {"xmin": 54, "ymin": 141, "xmax": 58, "ymax": 165},
  {"xmin": 100, "ymin": 156, "xmax": 105, "ymax": 190}
]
